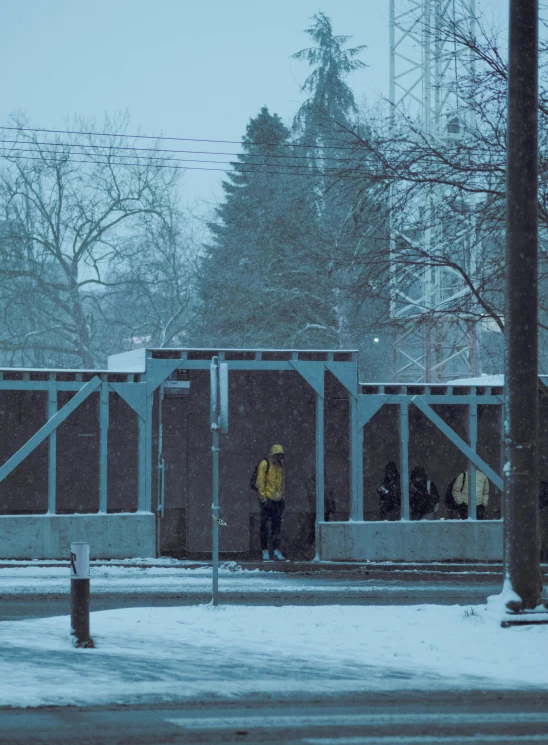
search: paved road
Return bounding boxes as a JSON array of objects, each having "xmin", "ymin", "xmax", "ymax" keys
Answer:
[
  {"xmin": 0, "ymin": 583, "xmax": 507, "ymax": 620},
  {"xmin": 1, "ymin": 693, "xmax": 548, "ymax": 744},
  {"xmin": 1, "ymin": 562, "xmax": 545, "ymax": 620}
]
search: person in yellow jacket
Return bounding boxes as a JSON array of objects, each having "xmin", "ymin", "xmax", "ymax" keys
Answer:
[
  {"xmin": 451, "ymin": 469, "xmax": 489, "ymax": 519},
  {"xmin": 256, "ymin": 444, "xmax": 286, "ymax": 561}
]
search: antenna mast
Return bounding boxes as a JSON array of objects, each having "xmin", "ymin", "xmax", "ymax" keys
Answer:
[{"xmin": 388, "ymin": 0, "xmax": 480, "ymax": 382}]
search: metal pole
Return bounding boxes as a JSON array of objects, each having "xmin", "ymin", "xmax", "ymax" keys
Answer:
[
  {"xmin": 210, "ymin": 357, "xmax": 220, "ymax": 606},
  {"xmin": 314, "ymin": 392, "xmax": 324, "ymax": 561},
  {"xmin": 70, "ymin": 542, "xmax": 91, "ymax": 647},
  {"xmin": 349, "ymin": 395, "xmax": 362, "ymax": 521},
  {"xmin": 389, "ymin": 0, "xmax": 396, "ymax": 118},
  {"xmin": 156, "ymin": 387, "xmax": 164, "ymax": 555},
  {"xmin": 468, "ymin": 398, "xmax": 477, "ymax": 520},
  {"xmin": 504, "ymin": 0, "xmax": 540, "ymax": 608},
  {"xmin": 99, "ymin": 381, "xmax": 109, "ymax": 514},
  {"xmin": 47, "ymin": 375, "xmax": 57, "ymax": 515},
  {"xmin": 400, "ymin": 400, "xmax": 410, "ymax": 520}
]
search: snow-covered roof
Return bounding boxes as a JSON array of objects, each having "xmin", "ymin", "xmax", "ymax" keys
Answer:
[{"xmin": 447, "ymin": 374, "xmax": 504, "ymax": 386}]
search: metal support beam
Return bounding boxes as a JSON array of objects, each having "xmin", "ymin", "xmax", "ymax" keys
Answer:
[
  {"xmin": 47, "ymin": 376, "xmax": 57, "ymax": 514},
  {"xmin": 349, "ymin": 394, "xmax": 362, "ymax": 520},
  {"xmin": 290, "ymin": 361, "xmax": 324, "ymax": 398},
  {"xmin": 144, "ymin": 394, "xmax": 154, "ymax": 512},
  {"xmin": 109, "ymin": 383, "xmax": 146, "ymax": 420},
  {"xmin": 357, "ymin": 423, "xmax": 364, "ymax": 522},
  {"xmin": 400, "ymin": 400, "xmax": 410, "ymax": 520},
  {"xmin": 413, "ymin": 397, "xmax": 503, "ymax": 490},
  {"xmin": 504, "ymin": 0, "xmax": 540, "ymax": 608},
  {"xmin": 99, "ymin": 382, "xmax": 109, "ymax": 514},
  {"xmin": 137, "ymin": 413, "xmax": 146, "ymax": 512},
  {"xmin": 358, "ymin": 394, "xmax": 391, "ymax": 428},
  {"xmin": 325, "ymin": 361, "xmax": 358, "ymax": 397},
  {"xmin": 0, "ymin": 376, "xmax": 101, "ymax": 485},
  {"xmin": 314, "ymin": 392, "xmax": 324, "ymax": 560},
  {"xmin": 468, "ymin": 398, "xmax": 477, "ymax": 520}
]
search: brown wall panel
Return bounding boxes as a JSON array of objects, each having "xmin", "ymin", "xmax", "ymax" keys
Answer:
[
  {"xmin": 0, "ymin": 391, "xmax": 48, "ymax": 514},
  {"xmin": 56, "ymin": 392, "xmax": 100, "ymax": 513},
  {"xmin": 155, "ymin": 368, "xmax": 352, "ymax": 556},
  {"xmin": 107, "ymin": 394, "xmax": 138, "ymax": 512}
]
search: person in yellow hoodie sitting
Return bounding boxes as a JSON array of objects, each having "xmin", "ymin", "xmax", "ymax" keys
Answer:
[{"xmin": 256, "ymin": 444, "xmax": 286, "ymax": 561}]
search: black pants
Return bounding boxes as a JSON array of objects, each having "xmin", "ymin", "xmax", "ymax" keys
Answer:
[
  {"xmin": 456, "ymin": 504, "xmax": 485, "ymax": 520},
  {"xmin": 259, "ymin": 499, "xmax": 285, "ymax": 551}
]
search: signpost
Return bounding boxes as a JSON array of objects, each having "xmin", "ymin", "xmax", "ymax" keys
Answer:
[
  {"xmin": 70, "ymin": 541, "xmax": 92, "ymax": 646},
  {"xmin": 210, "ymin": 357, "xmax": 228, "ymax": 606}
]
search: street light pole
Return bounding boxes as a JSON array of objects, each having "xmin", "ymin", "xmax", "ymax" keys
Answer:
[{"xmin": 504, "ymin": 0, "xmax": 541, "ymax": 609}]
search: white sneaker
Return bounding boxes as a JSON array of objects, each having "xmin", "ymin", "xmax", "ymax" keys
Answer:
[
  {"xmin": 262, "ymin": 550, "xmax": 270, "ymax": 561},
  {"xmin": 273, "ymin": 549, "xmax": 286, "ymax": 561}
]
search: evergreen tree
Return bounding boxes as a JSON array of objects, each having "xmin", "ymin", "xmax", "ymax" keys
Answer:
[
  {"xmin": 293, "ymin": 11, "xmax": 366, "ymax": 147},
  {"xmin": 198, "ymin": 107, "xmax": 338, "ymax": 348},
  {"xmin": 292, "ymin": 14, "xmax": 386, "ymax": 352}
]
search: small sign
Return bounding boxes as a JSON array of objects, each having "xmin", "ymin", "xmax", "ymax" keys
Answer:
[{"xmin": 70, "ymin": 542, "xmax": 90, "ymax": 579}]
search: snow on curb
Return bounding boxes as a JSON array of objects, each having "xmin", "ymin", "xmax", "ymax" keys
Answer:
[{"xmin": 0, "ymin": 603, "xmax": 546, "ymax": 707}]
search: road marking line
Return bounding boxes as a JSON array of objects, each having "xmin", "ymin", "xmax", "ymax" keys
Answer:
[
  {"xmin": 304, "ymin": 736, "xmax": 548, "ymax": 744},
  {"xmin": 167, "ymin": 712, "xmax": 548, "ymax": 730}
]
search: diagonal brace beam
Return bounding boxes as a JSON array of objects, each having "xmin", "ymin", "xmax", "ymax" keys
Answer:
[
  {"xmin": 412, "ymin": 396, "xmax": 503, "ymax": 490},
  {"xmin": 0, "ymin": 376, "xmax": 102, "ymax": 485},
  {"xmin": 358, "ymin": 395, "xmax": 391, "ymax": 429}
]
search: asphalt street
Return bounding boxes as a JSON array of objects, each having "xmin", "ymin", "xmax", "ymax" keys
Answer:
[
  {"xmin": 0, "ymin": 584, "xmax": 508, "ymax": 620},
  {"xmin": 1, "ymin": 693, "xmax": 548, "ymax": 744},
  {"xmin": 4, "ymin": 561, "xmax": 544, "ymax": 620},
  {"xmin": 2, "ymin": 564, "xmax": 547, "ymax": 743}
]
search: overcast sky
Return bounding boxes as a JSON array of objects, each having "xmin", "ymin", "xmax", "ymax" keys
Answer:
[{"xmin": 1, "ymin": 0, "xmax": 508, "ymax": 204}]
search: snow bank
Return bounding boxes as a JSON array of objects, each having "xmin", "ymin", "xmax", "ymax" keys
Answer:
[{"xmin": 0, "ymin": 603, "xmax": 546, "ymax": 707}]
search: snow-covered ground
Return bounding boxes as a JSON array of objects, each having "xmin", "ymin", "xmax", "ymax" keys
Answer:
[
  {"xmin": 0, "ymin": 561, "xmax": 505, "ymax": 596},
  {"xmin": 0, "ymin": 562, "xmax": 373, "ymax": 595},
  {"xmin": 0, "ymin": 601, "xmax": 546, "ymax": 708}
]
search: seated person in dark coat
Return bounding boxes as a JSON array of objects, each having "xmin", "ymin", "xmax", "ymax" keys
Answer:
[
  {"xmin": 409, "ymin": 465, "xmax": 440, "ymax": 520},
  {"xmin": 377, "ymin": 461, "xmax": 401, "ymax": 520}
]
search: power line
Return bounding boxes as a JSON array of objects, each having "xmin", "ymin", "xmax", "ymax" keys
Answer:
[
  {"xmin": 0, "ymin": 125, "xmax": 365, "ymax": 152},
  {"xmin": 0, "ymin": 144, "xmax": 373, "ymax": 173},
  {"xmin": 0, "ymin": 152, "xmax": 375, "ymax": 179},
  {"xmin": 0, "ymin": 137, "xmax": 361, "ymax": 164}
]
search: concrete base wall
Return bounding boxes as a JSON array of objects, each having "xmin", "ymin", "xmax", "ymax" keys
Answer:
[
  {"xmin": 0, "ymin": 513, "xmax": 156, "ymax": 559},
  {"xmin": 319, "ymin": 520, "xmax": 503, "ymax": 562}
]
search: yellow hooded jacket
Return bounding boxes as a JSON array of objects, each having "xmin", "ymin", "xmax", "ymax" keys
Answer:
[{"xmin": 256, "ymin": 444, "xmax": 285, "ymax": 502}]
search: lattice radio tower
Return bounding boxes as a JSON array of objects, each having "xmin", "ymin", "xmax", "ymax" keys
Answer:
[{"xmin": 389, "ymin": 0, "xmax": 480, "ymax": 382}]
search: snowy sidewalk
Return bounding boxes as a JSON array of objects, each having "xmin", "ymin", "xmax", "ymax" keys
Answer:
[
  {"xmin": 0, "ymin": 603, "xmax": 546, "ymax": 708},
  {"xmin": 0, "ymin": 561, "xmax": 514, "ymax": 601}
]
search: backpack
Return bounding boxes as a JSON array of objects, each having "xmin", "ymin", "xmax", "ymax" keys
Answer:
[
  {"xmin": 250, "ymin": 458, "xmax": 269, "ymax": 492},
  {"xmin": 444, "ymin": 473, "xmax": 463, "ymax": 512}
]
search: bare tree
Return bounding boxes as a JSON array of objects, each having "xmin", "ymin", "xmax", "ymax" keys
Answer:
[
  {"xmin": 103, "ymin": 215, "xmax": 201, "ymax": 353},
  {"xmin": 317, "ymin": 3, "xmax": 548, "ymax": 375},
  {"xmin": 0, "ymin": 114, "xmax": 179, "ymax": 367}
]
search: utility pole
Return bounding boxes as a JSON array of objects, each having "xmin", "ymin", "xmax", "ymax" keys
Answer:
[
  {"xmin": 210, "ymin": 356, "xmax": 229, "ymax": 607},
  {"xmin": 504, "ymin": 0, "xmax": 541, "ymax": 609}
]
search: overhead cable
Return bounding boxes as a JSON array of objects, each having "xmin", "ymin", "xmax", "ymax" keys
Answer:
[
  {"xmin": 0, "ymin": 145, "xmax": 374, "ymax": 173},
  {"xmin": 0, "ymin": 125, "xmax": 365, "ymax": 152},
  {"xmin": 0, "ymin": 152, "xmax": 375, "ymax": 179},
  {"xmin": 0, "ymin": 137, "xmax": 363, "ymax": 164}
]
